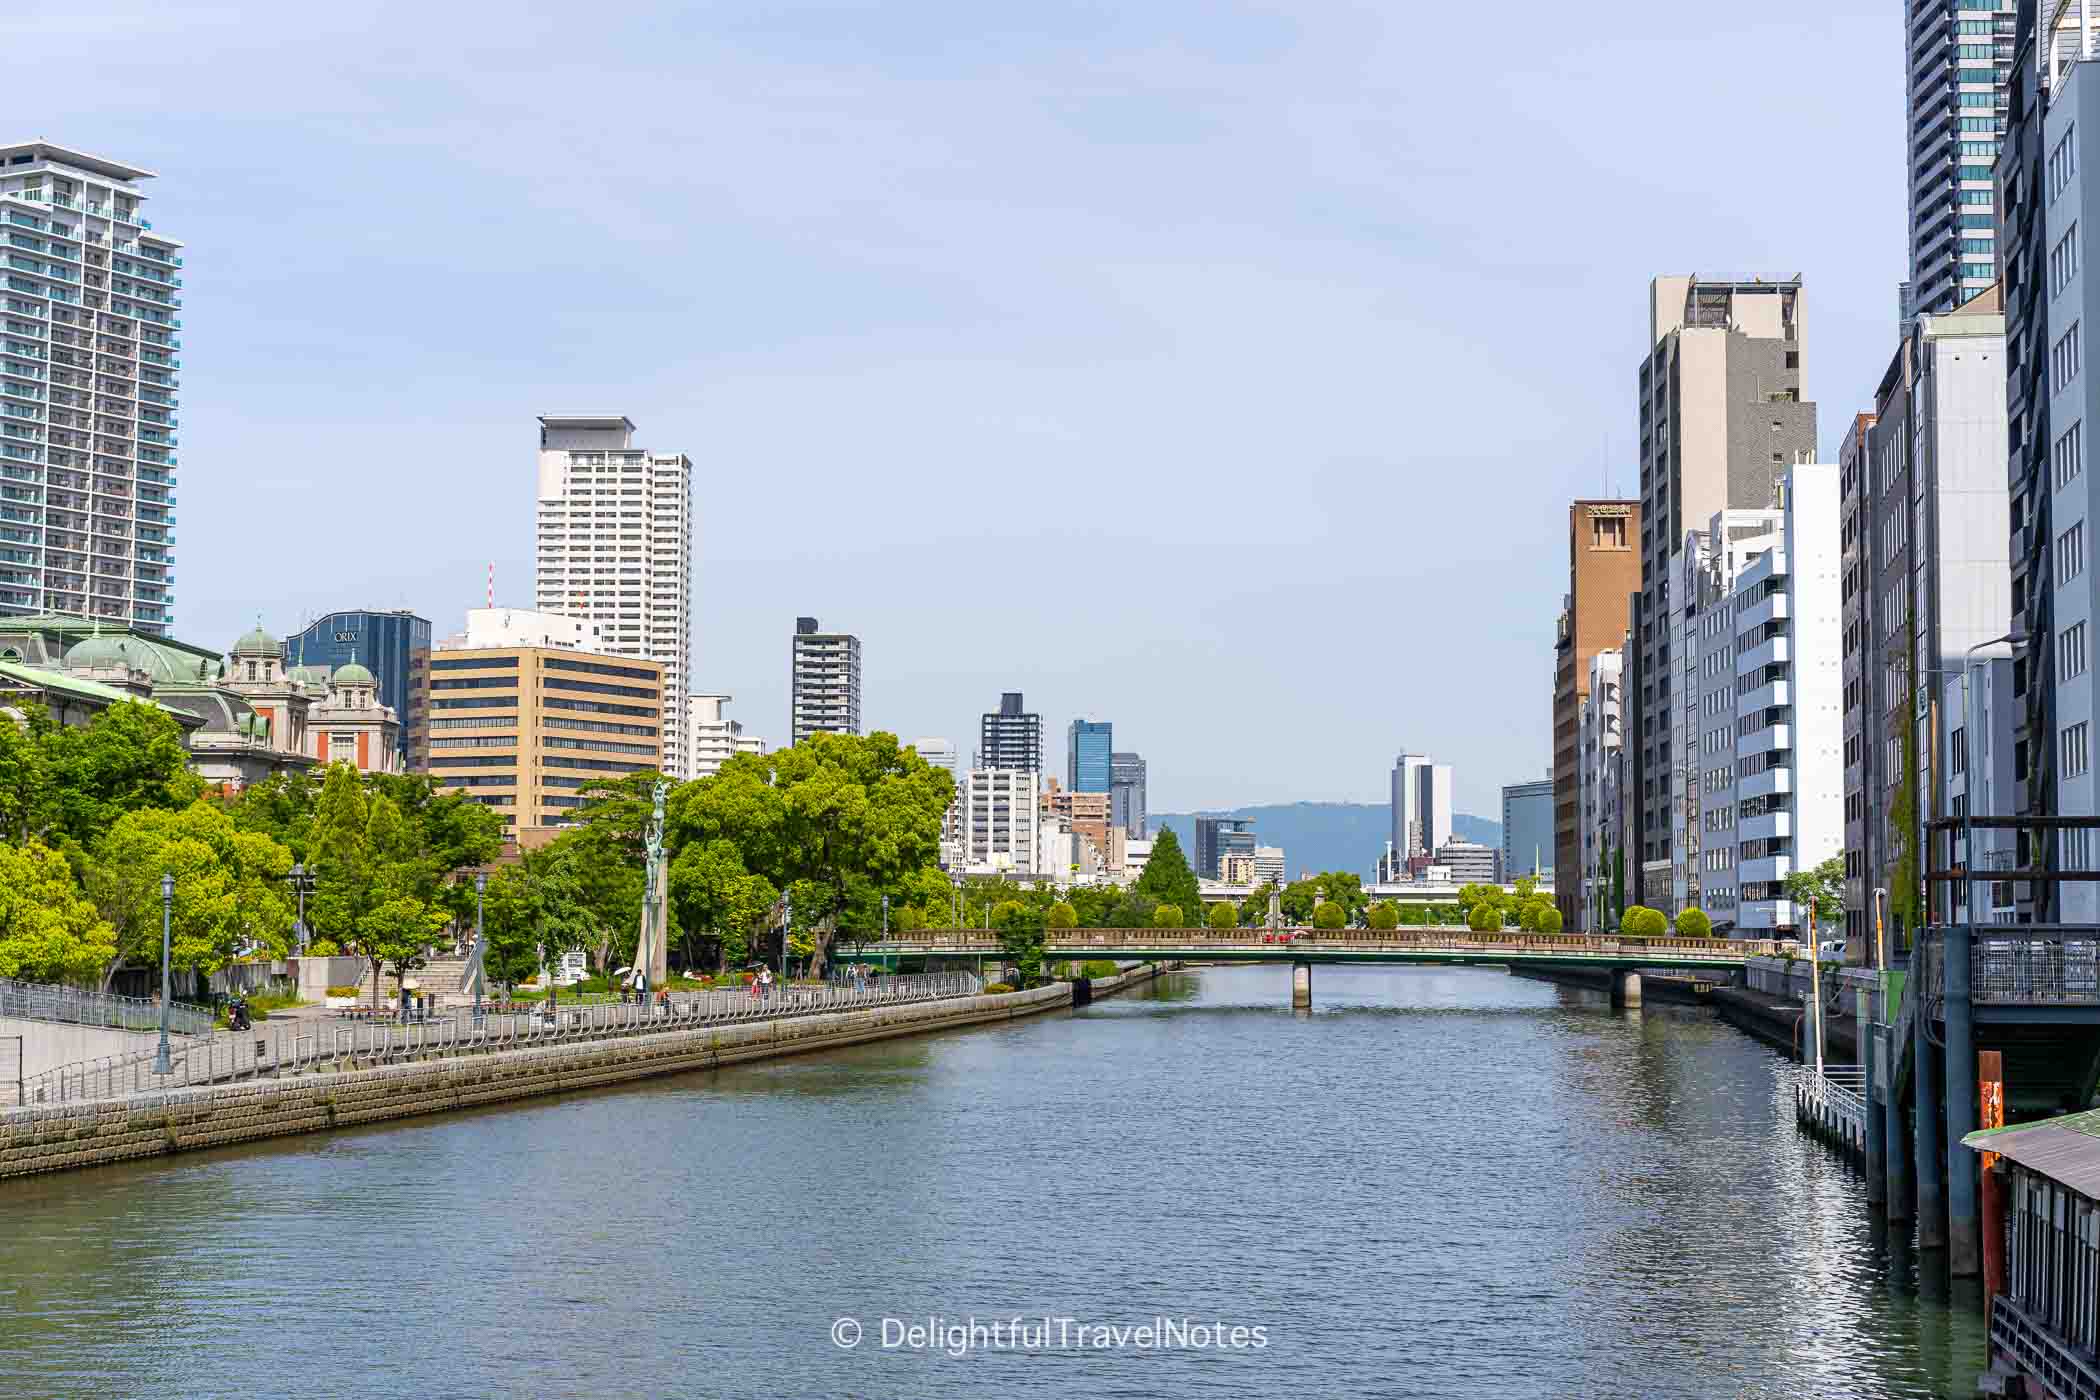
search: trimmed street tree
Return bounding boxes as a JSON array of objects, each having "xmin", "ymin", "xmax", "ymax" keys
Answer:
[
  {"xmin": 357, "ymin": 895, "xmax": 451, "ymax": 1012},
  {"xmin": 1313, "ymin": 902, "xmax": 1347, "ymax": 930},
  {"xmin": 1367, "ymin": 902, "xmax": 1399, "ymax": 930},
  {"xmin": 1153, "ymin": 903, "xmax": 1185, "ymax": 929},
  {"xmin": 1205, "ymin": 900, "xmax": 1236, "ymax": 929}
]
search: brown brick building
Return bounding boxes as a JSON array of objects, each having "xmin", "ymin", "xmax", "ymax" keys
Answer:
[{"xmin": 1554, "ymin": 500, "xmax": 1641, "ymax": 924}]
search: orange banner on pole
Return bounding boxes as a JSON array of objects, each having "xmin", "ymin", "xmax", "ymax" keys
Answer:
[{"xmin": 1978, "ymin": 1049, "xmax": 2006, "ymax": 1167}]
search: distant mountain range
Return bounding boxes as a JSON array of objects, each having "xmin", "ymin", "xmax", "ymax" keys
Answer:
[{"xmin": 1150, "ymin": 802, "xmax": 1501, "ymax": 881}]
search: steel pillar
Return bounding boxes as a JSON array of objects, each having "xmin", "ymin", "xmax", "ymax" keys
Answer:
[
  {"xmin": 1864, "ymin": 1020, "xmax": 1887, "ymax": 1207},
  {"xmin": 1945, "ymin": 923, "xmax": 1979, "ymax": 1275},
  {"xmin": 1914, "ymin": 986, "xmax": 1946, "ymax": 1250},
  {"xmin": 1884, "ymin": 1021, "xmax": 1911, "ymax": 1222}
]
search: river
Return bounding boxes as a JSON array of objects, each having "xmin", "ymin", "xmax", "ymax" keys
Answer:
[{"xmin": 0, "ymin": 965, "xmax": 1987, "ymax": 1398}]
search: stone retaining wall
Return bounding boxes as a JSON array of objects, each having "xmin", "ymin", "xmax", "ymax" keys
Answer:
[{"xmin": 0, "ymin": 984, "xmax": 1071, "ymax": 1181}]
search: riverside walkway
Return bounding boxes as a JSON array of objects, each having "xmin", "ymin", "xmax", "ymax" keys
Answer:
[{"xmin": 18, "ymin": 972, "xmax": 980, "ymax": 1105}]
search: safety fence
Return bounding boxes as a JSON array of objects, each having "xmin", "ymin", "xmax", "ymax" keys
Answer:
[
  {"xmin": 13, "ymin": 972, "xmax": 982, "ymax": 1106},
  {"xmin": 0, "ymin": 977, "xmax": 213, "ymax": 1037}
]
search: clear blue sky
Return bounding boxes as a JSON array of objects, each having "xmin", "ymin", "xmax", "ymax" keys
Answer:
[{"xmin": 13, "ymin": 0, "xmax": 1903, "ymax": 815}]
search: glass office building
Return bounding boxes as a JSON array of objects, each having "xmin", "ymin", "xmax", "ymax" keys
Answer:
[
  {"xmin": 1067, "ymin": 718, "xmax": 1112, "ymax": 793},
  {"xmin": 284, "ymin": 609, "xmax": 431, "ymax": 769}
]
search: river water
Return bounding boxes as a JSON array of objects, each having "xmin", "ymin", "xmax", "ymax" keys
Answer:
[{"xmin": 0, "ymin": 966, "xmax": 1987, "ymax": 1399}]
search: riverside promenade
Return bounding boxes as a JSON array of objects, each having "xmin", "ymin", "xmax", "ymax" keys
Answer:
[{"xmin": 0, "ymin": 964, "xmax": 1173, "ymax": 1181}]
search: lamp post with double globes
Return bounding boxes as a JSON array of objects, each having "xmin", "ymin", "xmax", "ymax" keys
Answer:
[
  {"xmin": 284, "ymin": 862, "xmax": 316, "ymax": 953},
  {"xmin": 473, "ymin": 872, "xmax": 487, "ymax": 1022}
]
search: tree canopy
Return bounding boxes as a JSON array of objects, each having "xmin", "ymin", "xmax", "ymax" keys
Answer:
[{"xmin": 1134, "ymin": 827, "xmax": 1201, "ymax": 920}]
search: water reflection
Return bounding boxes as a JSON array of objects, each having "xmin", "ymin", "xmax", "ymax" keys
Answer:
[{"xmin": 0, "ymin": 964, "xmax": 1985, "ymax": 1399}]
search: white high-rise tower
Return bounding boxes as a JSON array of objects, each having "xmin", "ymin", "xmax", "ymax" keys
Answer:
[
  {"xmin": 533, "ymin": 414, "xmax": 692, "ymax": 776},
  {"xmin": 0, "ymin": 142, "xmax": 182, "ymax": 632}
]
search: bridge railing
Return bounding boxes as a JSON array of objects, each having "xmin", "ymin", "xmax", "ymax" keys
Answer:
[
  {"xmin": 1915, "ymin": 928, "xmax": 2100, "ymax": 1006},
  {"xmin": 866, "ymin": 929, "xmax": 1777, "ymax": 959}
]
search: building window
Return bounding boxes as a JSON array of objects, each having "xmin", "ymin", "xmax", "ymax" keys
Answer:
[
  {"xmin": 2057, "ymin": 420, "xmax": 2084, "ymax": 490},
  {"xmin": 2059, "ymin": 521, "xmax": 2086, "ymax": 582},
  {"xmin": 2063, "ymin": 622, "xmax": 2089, "ymax": 681},
  {"xmin": 2063, "ymin": 721, "xmax": 2090, "ymax": 779},
  {"xmin": 2051, "ymin": 125, "xmax": 2079, "ymax": 202},
  {"xmin": 2053, "ymin": 223, "xmax": 2081, "ymax": 297},
  {"xmin": 1591, "ymin": 514, "xmax": 1627, "ymax": 550},
  {"xmin": 2055, "ymin": 322, "xmax": 2083, "ymax": 396}
]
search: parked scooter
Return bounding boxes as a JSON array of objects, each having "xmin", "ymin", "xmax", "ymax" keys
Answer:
[{"xmin": 226, "ymin": 995, "xmax": 252, "ymax": 1032}]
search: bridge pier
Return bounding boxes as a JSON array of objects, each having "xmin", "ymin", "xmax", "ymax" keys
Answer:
[
  {"xmin": 1291, "ymin": 962, "xmax": 1312, "ymax": 1011},
  {"xmin": 1609, "ymin": 969, "xmax": 1642, "ymax": 1010}
]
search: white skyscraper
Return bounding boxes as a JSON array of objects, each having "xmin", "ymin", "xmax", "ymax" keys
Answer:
[
  {"xmin": 534, "ymin": 415, "xmax": 692, "ymax": 776},
  {"xmin": 912, "ymin": 737, "xmax": 957, "ymax": 777},
  {"xmin": 0, "ymin": 142, "xmax": 182, "ymax": 632},
  {"xmin": 1390, "ymin": 752, "xmax": 1453, "ymax": 866}
]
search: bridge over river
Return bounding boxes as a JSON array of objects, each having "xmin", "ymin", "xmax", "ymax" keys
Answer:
[{"xmin": 836, "ymin": 929, "xmax": 1781, "ymax": 1008}]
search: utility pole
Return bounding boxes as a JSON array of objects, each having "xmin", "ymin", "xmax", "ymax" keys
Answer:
[{"xmin": 153, "ymin": 873, "xmax": 173, "ymax": 1075}]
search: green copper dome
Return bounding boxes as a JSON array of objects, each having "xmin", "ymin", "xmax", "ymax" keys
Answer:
[
  {"xmin": 64, "ymin": 634, "xmax": 131, "ymax": 670},
  {"xmin": 288, "ymin": 664, "xmax": 319, "ymax": 690},
  {"xmin": 333, "ymin": 659, "xmax": 375, "ymax": 687},
  {"xmin": 232, "ymin": 624, "xmax": 281, "ymax": 659}
]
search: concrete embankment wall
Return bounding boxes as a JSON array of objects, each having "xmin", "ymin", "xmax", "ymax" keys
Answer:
[
  {"xmin": 1077, "ymin": 962, "xmax": 1176, "ymax": 1001},
  {"xmin": 0, "ymin": 984, "xmax": 1072, "ymax": 1182},
  {"xmin": 0, "ymin": 1017, "xmax": 176, "ymax": 1080}
]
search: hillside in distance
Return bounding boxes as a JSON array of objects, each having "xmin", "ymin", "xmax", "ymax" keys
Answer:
[{"xmin": 1150, "ymin": 803, "xmax": 1502, "ymax": 881}]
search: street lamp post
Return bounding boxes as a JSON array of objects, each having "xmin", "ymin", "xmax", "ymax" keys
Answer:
[
  {"xmin": 781, "ymin": 892, "xmax": 791, "ymax": 989},
  {"xmin": 153, "ymin": 873, "xmax": 173, "ymax": 1075},
  {"xmin": 284, "ymin": 862, "xmax": 315, "ymax": 954},
  {"xmin": 1963, "ymin": 630, "xmax": 2027, "ymax": 926},
  {"xmin": 473, "ymin": 872, "xmax": 487, "ymax": 1021},
  {"xmin": 882, "ymin": 894, "xmax": 889, "ymax": 938}
]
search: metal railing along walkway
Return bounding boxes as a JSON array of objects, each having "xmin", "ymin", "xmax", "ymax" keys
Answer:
[
  {"xmin": 13, "ymin": 972, "xmax": 982, "ymax": 1107},
  {"xmin": 0, "ymin": 976, "xmax": 213, "ymax": 1037},
  {"xmin": 1795, "ymin": 1063, "xmax": 1868, "ymax": 1160}
]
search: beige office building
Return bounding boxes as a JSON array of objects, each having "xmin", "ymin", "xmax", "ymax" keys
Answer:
[{"xmin": 424, "ymin": 643, "xmax": 664, "ymax": 841}]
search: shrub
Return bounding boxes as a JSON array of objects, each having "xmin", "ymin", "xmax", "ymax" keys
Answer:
[
  {"xmin": 306, "ymin": 939, "xmax": 341, "ymax": 957},
  {"xmin": 324, "ymin": 985, "xmax": 360, "ymax": 999},
  {"xmin": 1206, "ymin": 901, "xmax": 1237, "ymax": 929},
  {"xmin": 1366, "ymin": 903, "xmax": 1399, "ymax": 930},
  {"xmin": 1537, "ymin": 908, "xmax": 1564, "ymax": 933},
  {"xmin": 1080, "ymin": 960, "xmax": 1119, "ymax": 978},
  {"xmin": 1620, "ymin": 906, "xmax": 1667, "ymax": 937},
  {"xmin": 1048, "ymin": 902, "xmax": 1078, "ymax": 930},
  {"xmin": 1153, "ymin": 904, "xmax": 1185, "ymax": 929},
  {"xmin": 1675, "ymin": 908, "xmax": 1713, "ymax": 938},
  {"xmin": 983, "ymin": 982, "xmax": 1015, "ymax": 994},
  {"xmin": 1467, "ymin": 901, "xmax": 1500, "ymax": 933},
  {"xmin": 1313, "ymin": 903, "xmax": 1347, "ymax": 930}
]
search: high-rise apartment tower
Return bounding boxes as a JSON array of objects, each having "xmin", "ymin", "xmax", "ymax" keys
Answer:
[
  {"xmin": 1906, "ymin": 0, "xmax": 2018, "ymax": 319},
  {"xmin": 980, "ymin": 692, "xmax": 1042, "ymax": 770},
  {"xmin": 0, "ymin": 142, "xmax": 182, "ymax": 633},
  {"xmin": 533, "ymin": 414, "xmax": 691, "ymax": 775},
  {"xmin": 789, "ymin": 617, "xmax": 861, "ymax": 745}
]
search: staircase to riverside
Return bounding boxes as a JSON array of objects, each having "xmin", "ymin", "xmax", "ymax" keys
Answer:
[{"xmin": 354, "ymin": 958, "xmax": 471, "ymax": 1006}]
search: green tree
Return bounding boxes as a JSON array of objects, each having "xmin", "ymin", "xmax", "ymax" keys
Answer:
[
  {"xmin": 43, "ymin": 700, "xmax": 203, "ymax": 850},
  {"xmin": 1675, "ymin": 907, "xmax": 1713, "ymax": 938},
  {"xmin": 1609, "ymin": 844, "xmax": 1625, "ymax": 926},
  {"xmin": 0, "ymin": 704, "xmax": 57, "ymax": 844},
  {"xmin": 1467, "ymin": 901, "xmax": 1500, "ymax": 932},
  {"xmin": 1152, "ymin": 903, "xmax": 1185, "ymax": 929},
  {"xmin": 1620, "ymin": 905, "xmax": 1667, "ymax": 937},
  {"xmin": 1516, "ymin": 895, "xmax": 1555, "ymax": 931},
  {"xmin": 89, "ymin": 800, "xmax": 294, "ymax": 987},
  {"xmin": 992, "ymin": 899, "xmax": 1046, "ymax": 986},
  {"xmin": 304, "ymin": 763, "xmax": 372, "ymax": 950},
  {"xmin": 357, "ymin": 895, "xmax": 451, "ymax": 1012},
  {"xmin": 0, "ymin": 841, "xmax": 116, "ymax": 983},
  {"xmin": 1134, "ymin": 827, "xmax": 1202, "ymax": 922},
  {"xmin": 1205, "ymin": 900, "xmax": 1237, "ymax": 929},
  {"xmin": 669, "ymin": 838, "xmax": 778, "ymax": 972},
  {"xmin": 1538, "ymin": 907, "xmax": 1564, "ymax": 933},
  {"xmin": 1366, "ymin": 902, "xmax": 1399, "ymax": 930},
  {"xmin": 1048, "ymin": 901, "xmax": 1078, "ymax": 930},
  {"xmin": 1455, "ymin": 883, "xmax": 1506, "ymax": 925},
  {"xmin": 478, "ymin": 866, "xmax": 544, "ymax": 997},
  {"xmin": 679, "ymin": 733, "xmax": 950, "ymax": 977},
  {"xmin": 1783, "ymin": 856, "xmax": 1845, "ymax": 934},
  {"xmin": 1313, "ymin": 901, "xmax": 1347, "ymax": 930}
]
